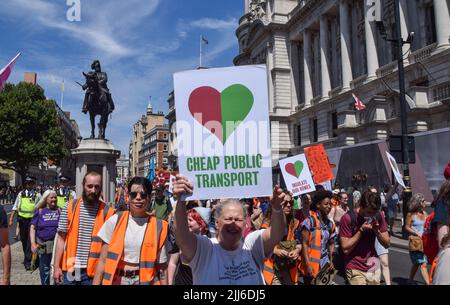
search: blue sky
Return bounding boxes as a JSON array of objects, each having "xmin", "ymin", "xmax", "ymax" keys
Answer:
[{"xmin": 0, "ymin": 0, "xmax": 243, "ymax": 157}]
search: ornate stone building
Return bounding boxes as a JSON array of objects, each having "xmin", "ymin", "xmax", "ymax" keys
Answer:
[
  {"xmin": 129, "ymin": 98, "xmax": 165, "ymax": 177},
  {"xmin": 235, "ymin": 0, "xmax": 450, "ymax": 196}
]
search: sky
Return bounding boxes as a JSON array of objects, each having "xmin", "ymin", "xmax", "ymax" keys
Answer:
[{"xmin": 0, "ymin": 0, "xmax": 244, "ymax": 157}]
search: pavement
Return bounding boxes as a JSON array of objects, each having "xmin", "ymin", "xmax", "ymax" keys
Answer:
[{"xmin": 0, "ymin": 242, "xmax": 41, "ymax": 285}]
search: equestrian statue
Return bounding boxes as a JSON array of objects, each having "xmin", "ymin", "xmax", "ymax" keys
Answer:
[{"xmin": 78, "ymin": 60, "xmax": 115, "ymax": 139}]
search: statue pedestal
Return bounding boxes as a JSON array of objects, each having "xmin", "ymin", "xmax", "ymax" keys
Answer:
[{"xmin": 71, "ymin": 139, "xmax": 121, "ymax": 203}]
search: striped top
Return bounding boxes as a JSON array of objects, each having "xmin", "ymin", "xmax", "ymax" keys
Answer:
[{"xmin": 57, "ymin": 200, "xmax": 100, "ymax": 268}]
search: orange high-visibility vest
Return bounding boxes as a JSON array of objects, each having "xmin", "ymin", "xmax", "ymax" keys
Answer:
[
  {"xmin": 61, "ymin": 198, "xmax": 115, "ymax": 277},
  {"xmin": 300, "ymin": 211, "xmax": 335, "ymax": 278},
  {"xmin": 262, "ymin": 219, "xmax": 300, "ymax": 285},
  {"xmin": 429, "ymin": 256, "xmax": 438, "ymax": 284},
  {"xmin": 102, "ymin": 211, "xmax": 168, "ymax": 285},
  {"xmin": 115, "ymin": 188, "xmax": 128, "ymax": 205}
]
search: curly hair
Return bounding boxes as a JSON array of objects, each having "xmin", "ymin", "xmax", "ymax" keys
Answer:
[{"xmin": 408, "ymin": 193, "xmax": 425, "ymax": 213}]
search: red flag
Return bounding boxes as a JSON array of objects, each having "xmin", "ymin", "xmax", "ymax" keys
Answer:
[
  {"xmin": 352, "ymin": 93, "xmax": 366, "ymax": 111},
  {"xmin": 0, "ymin": 52, "xmax": 21, "ymax": 92}
]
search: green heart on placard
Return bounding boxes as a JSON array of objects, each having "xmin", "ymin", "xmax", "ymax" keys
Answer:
[
  {"xmin": 220, "ymin": 84, "xmax": 254, "ymax": 143},
  {"xmin": 294, "ymin": 160, "xmax": 304, "ymax": 177}
]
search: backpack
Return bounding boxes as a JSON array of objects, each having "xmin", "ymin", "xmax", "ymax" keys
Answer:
[{"xmin": 422, "ymin": 211, "xmax": 439, "ymax": 263}]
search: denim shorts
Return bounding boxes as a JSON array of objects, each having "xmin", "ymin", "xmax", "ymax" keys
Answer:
[{"xmin": 409, "ymin": 251, "xmax": 428, "ymax": 265}]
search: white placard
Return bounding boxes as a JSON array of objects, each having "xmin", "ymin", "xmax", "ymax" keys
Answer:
[
  {"xmin": 386, "ymin": 152, "xmax": 406, "ymax": 189},
  {"xmin": 279, "ymin": 154, "xmax": 316, "ymax": 197},
  {"xmin": 174, "ymin": 65, "xmax": 273, "ymax": 200}
]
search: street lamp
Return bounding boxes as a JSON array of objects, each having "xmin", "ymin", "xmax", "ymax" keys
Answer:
[{"xmin": 376, "ymin": 0, "xmax": 413, "ymax": 233}]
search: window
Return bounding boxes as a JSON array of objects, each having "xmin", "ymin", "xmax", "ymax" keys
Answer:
[
  {"xmin": 331, "ymin": 111, "xmax": 338, "ymax": 138},
  {"xmin": 163, "ymin": 133, "xmax": 168, "ymax": 140},
  {"xmin": 312, "ymin": 118, "xmax": 318, "ymax": 143},
  {"xmin": 296, "ymin": 124, "xmax": 302, "ymax": 146},
  {"xmin": 163, "ymin": 145, "xmax": 168, "ymax": 151},
  {"xmin": 424, "ymin": 3, "xmax": 437, "ymax": 45}
]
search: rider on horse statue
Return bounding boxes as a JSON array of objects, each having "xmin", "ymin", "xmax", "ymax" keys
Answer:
[{"xmin": 80, "ymin": 60, "xmax": 115, "ymax": 139}]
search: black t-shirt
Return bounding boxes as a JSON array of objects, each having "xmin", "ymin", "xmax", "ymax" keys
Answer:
[
  {"xmin": 0, "ymin": 205, "xmax": 8, "ymax": 229},
  {"xmin": 433, "ymin": 199, "xmax": 449, "ymax": 226}
]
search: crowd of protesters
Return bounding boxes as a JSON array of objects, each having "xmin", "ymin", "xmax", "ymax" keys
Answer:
[{"xmin": 0, "ymin": 162, "xmax": 449, "ymax": 286}]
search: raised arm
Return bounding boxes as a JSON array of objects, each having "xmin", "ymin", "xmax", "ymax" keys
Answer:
[
  {"xmin": 262, "ymin": 186, "xmax": 286, "ymax": 257},
  {"xmin": 173, "ymin": 175, "xmax": 197, "ymax": 263}
]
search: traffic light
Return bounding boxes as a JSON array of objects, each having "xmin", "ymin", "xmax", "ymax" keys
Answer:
[{"xmin": 388, "ymin": 135, "xmax": 415, "ymax": 164}]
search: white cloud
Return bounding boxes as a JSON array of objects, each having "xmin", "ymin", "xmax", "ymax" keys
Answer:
[
  {"xmin": 189, "ymin": 18, "xmax": 237, "ymax": 30},
  {"xmin": 0, "ymin": 1, "xmax": 241, "ymax": 157}
]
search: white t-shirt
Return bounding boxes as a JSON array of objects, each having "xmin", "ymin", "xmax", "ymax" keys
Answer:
[
  {"xmin": 432, "ymin": 242, "xmax": 450, "ymax": 285},
  {"xmin": 189, "ymin": 229, "xmax": 268, "ymax": 285},
  {"xmin": 97, "ymin": 214, "xmax": 167, "ymax": 264}
]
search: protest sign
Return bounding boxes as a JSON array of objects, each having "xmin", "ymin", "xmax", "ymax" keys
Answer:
[
  {"xmin": 279, "ymin": 154, "xmax": 316, "ymax": 197},
  {"xmin": 386, "ymin": 151, "xmax": 406, "ymax": 188},
  {"xmin": 304, "ymin": 144, "xmax": 334, "ymax": 184},
  {"xmin": 174, "ymin": 65, "xmax": 272, "ymax": 200}
]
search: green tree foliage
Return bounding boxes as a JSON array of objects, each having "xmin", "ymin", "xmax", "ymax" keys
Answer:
[{"xmin": 0, "ymin": 82, "xmax": 66, "ymax": 181}]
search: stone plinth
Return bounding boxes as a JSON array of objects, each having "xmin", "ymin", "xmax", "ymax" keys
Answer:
[{"xmin": 71, "ymin": 139, "xmax": 120, "ymax": 203}]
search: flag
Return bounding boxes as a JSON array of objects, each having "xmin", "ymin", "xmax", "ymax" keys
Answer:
[
  {"xmin": 352, "ymin": 93, "xmax": 366, "ymax": 111},
  {"xmin": 293, "ymin": 196, "xmax": 300, "ymax": 209},
  {"xmin": 201, "ymin": 35, "xmax": 208, "ymax": 44},
  {"xmin": 0, "ymin": 52, "xmax": 21, "ymax": 92},
  {"xmin": 147, "ymin": 158, "xmax": 155, "ymax": 182}
]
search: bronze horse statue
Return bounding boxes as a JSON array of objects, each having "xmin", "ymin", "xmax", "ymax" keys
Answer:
[{"xmin": 80, "ymin": 60, "xmax": 114, "ymax": 139}]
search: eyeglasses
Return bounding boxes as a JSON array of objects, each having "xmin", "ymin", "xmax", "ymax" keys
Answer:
[{"xmin": 129, "ymin": 191, "xmax": 148, "ymax": 199}]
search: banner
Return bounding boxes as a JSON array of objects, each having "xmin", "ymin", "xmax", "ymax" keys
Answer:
[
  {"xmin": 279, "ymin": 154, "xmax": 316, "ymax": 197},
  {"xmin": 0, "ymin": 52, "xmax": 21, "ymax": 92},
  {"xmin": 304, "ymin": 144, "xmax": 334, "ymax": 184},
  {"xmin": 386, "ymin": 151, "xmax": 406, "ymax": 188},
  {"xmin": 174, "ymin": 65, "xmax": 272, "ymax": 200}
]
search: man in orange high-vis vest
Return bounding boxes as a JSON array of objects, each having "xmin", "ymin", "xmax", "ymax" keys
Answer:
[
  {"xmin": 53, "ymin": 172, "xmax": 115, "ymax": 285},
  {"xmin": 114, "ymin": 185, "xmax": 128, "ymax": 211}
]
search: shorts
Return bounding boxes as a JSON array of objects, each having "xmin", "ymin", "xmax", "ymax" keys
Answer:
[
  {"xmin": 387, "ymin": 209, "xmax": 397, "ymax": 221},
  {"xmin": 409, "ymin": 251, "xmax": 428, "ymax": 265},
  {"xmin": 375, "ymin": 238, "xmax": 389, "ymax": 256},
  {"xmin": 346, "ymin": 269, "xmax": 381, "ymax": 285}
]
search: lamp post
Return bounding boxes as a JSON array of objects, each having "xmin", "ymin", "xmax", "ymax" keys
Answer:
[
  {"xmin": 393, "ymin": 0, "xmax": 412, "ymax": 233},
  {"xmin": 376, "ymin": 0, "xmax": 413, "ymax": 233}
]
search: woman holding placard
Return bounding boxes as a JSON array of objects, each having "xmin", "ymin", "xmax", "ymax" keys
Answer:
[{"xmin": 172, "ymin": 175, "xmax": 286, "ymax": 285}]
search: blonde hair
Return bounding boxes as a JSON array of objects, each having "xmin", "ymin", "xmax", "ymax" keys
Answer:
[
  {"xmin": 35, "ymin": 190, "xmax": 57, "ymax": 210},
  {"xmin": 408, "ymin": 193, "xmax": 425, "ymax": 213},
  {"xmin": 214, "ymin": 199, "xmax": 247, "ymax": 221}
]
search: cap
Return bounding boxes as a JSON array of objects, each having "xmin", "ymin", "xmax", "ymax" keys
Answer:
[
  {"xmin": 193, "ymin": 207, "xmax": 211, "ymax": 225},
  {"xmin": 444, "ymin": 162, "xmax": 450, "ymax": 179},
  {"xmin": 24, "ymin": 176, "xmax": 36, "ymax": 182},
  {"xmin": 59, "ymin": 175, "xmax": 71, "ymax": 182}
]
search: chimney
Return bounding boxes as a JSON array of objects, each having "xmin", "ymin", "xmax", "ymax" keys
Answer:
[{"xmin": 24, "ymin": 72, "xmax": 37, "ymax": 85}]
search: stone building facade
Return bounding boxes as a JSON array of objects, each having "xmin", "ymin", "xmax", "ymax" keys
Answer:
[
  {"xmin": 141, "ymin": 125, "xmax": 169, "ymax": 176},
  {"xmin": 129, "ymin": 98, "xmax": 165, "ymax": 177},
  {"xmin": 234, "ymin": 0, "xmax": 450, "ymax": 196}
]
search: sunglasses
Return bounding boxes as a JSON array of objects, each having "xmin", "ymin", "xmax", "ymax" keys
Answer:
[{"xmin": 129, "ymin": 191, "xmax": 148, "ymax": 199}]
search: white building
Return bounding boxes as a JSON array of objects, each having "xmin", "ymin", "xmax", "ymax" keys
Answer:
[
  {"xmin": 234, "ymin": 0, "xmax": 450, "ymax": 197},
  {"xmin": 116, "ymin": 154, "xmax": 130, "ymax": 185}
]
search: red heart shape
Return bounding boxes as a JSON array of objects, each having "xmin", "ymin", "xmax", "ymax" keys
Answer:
[
  {"xmin": 188, "ymin": 86, "xmax": 223, "ymax": 143},
  {"xmin": 285, "ymin": 163, "xmax": 298, "ymax": 178}
]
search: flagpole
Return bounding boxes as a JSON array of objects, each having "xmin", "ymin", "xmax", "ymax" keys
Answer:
[
  {"xmin": 199, "ymin": 35, "xmax": 202, "ymax": 68},
  {"xmin": 60, "ymin": 79, "xmax": 64, "ymax": 109}
]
